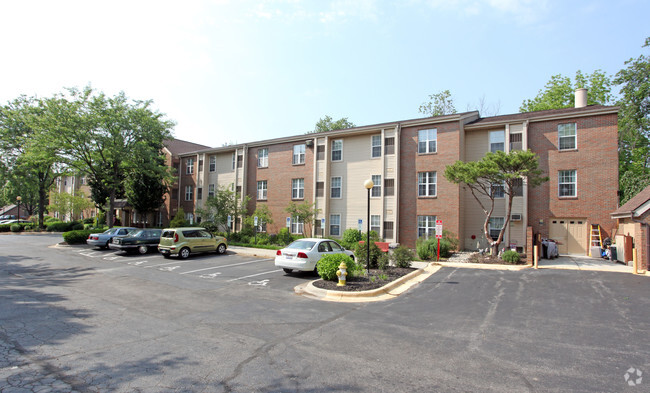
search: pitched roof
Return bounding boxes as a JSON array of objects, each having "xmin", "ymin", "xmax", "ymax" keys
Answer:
[
  {"xmin": 465, "ymin": 105, "xmax": 618, "ymax": 127},
  {"xmin": 164, "ymin": 139, "xmax": 210, "ymax": 155},
  {"xmin": 611, "ymin": 184, "xmax": 650, "ymax": 218}
]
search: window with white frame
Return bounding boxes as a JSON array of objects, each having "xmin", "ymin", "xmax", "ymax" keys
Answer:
[
  {"xmin": 293, "ymin": 144, "xmax": 305, "ymax": 165},
  {"xmin": 491, "ymin": 182, "xmax": 505, "ymax": 198},
  {"xmin": 371, "ymin": 215, "xmax": 381, "ymax": 236},
  {"xmin": 257, "ymin": 180, "xmax": 267, "ymax": 200},
  {"xmin": 418, "ymin": 171, "xmax": 437, "ymax": 197},
  {"xmin": 559, "ymin": 170, "xmax": 576, "ymax": 197},
  {"xmin": 417, "ymin": 216, "xmax": 436, "ymax": 238},
  {"xmin": 331, "ymin": 140, "xmax": 342, "ymax": 161},
  {"xmin": 330, "ymin": 214, "xmax": 341, "ymax": 236},
  {"xmin": 371, "ymin": 175, "xmax": 381, "ymax": 197},
  {"xmin": 291, "ymin": 216, "xmax": 304, "ymax": 234},
  {"xmin": 209, "ymin": 156, "xmax": 216, "ymax": 172},
  {"xmin": 258, "ymin": 148, "xmax": 268, "ymax": 168},
  {"xmin": 418, "ymin": 129, "xmax": 437, "ymax": 154},
  {"xmin": 186, "ymin": 158, "xmax": 194, "ymax": 174},
  {"xmin": 231, "ymin": 153, "xmax": 236, "ymax": 170},
  {"xmin": 208, "ymin": 184, "xmax": 215, "ymax": 198},
  {"xmin": 489, "ymin": 217, "xmax": 504, "ymax": 239},
  {"xmin": 292, "ymin": 178, "xmax": 304, "ymax": 199},
  {"xmin": 185, "ymin": 185, "xmax": 193, "ymax": 201},
  {"xmin": 489, "ymin": 130, "xmax": 505, "ymax": 153},
  {"xmin": 331, "ymin": 177, "xmax": 342, "ymax": 198},
  {"xmin": 371, "ymin": 135, "xmax": 382, "ymax": 158},
  {"xmin": 558, "ymin": 123, "xmax": 577, "ymax": 150}
]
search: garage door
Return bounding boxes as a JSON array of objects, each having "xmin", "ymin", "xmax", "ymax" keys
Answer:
[{"xmin": 549, "ymin": 219, "xmax": 587, "ymax": 255}]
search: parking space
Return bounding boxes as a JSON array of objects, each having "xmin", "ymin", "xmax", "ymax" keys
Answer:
[{"xmin": 68, "ymin": 246, "xmax": 309, "ymax": 290}]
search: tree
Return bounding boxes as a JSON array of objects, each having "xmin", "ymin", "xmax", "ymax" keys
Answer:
[
  {"xmin": 311, "ymin": 115, "xmax": 355, "ymax": 133},
  {"xmin": 444, "ymin": 150, "xmax": 548, "ymax": 256},
  {"xmin": 197, "ymin": 186, "xmax": 250, "ymax": 234},
  {"xmin": 43, "ymin": 86, "xmax": 174, "ymax": 227},
  {"xmin": 48, "ymin": 190, "xmax": 93, "ymax": 220},
  {"xmin": 285, "ymin": 201, "xmax": 320, "ymax": 237},
  {"xmin": 615, "ymin": 37, "xmax": 650, "ymax": 203},
  {"xmin": 418, "ymin": 90, "xmax": 457, "ymax": 117},
  {"xmin": 244, "ymin": 204, "xmax": 274, "ymax": 232},
  {"xmin": 519, "ymin": 70, "xmax": 613, "ymax": 112}
]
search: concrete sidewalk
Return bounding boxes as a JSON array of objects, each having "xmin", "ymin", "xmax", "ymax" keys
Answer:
[{"xmin": 537, "ymin": 255, "xmax": 635, "ymax": 273}]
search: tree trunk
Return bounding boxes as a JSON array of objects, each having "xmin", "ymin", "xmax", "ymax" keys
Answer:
[
  {"xmin": 108, "ymin": 189, "xmax": 115, "ymax": 228},
  {"xmin": 38, "ymin": 186, "xmax": 47, "ymax": 230}
]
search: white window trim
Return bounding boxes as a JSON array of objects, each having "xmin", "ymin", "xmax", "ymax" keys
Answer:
[
  {"xmin": 330, "ymin": 176, "xmax": 342, "ymax": 199},
  {"xmin": 489, "ymin": 217, "xmax": 505, "ymax": 239},
  {"xmin": 558, "ymin": 170, "xmax": 577, "ymax": 197},
  {"xmin": 231, "ymin": 152, "xmax": 236, "ymax": 171},
  {"xmin": 418, "ymin": 129, "xmax": 437, "ymax": 154},
  {"xmin": 331, "ymin": 140, "xmax": 343, "ymax": 162},
  {"xmin": 293, "ymin": 144, "xmax": 306, "ymax": 165},
  {"xmin": 371, "ymin": 135, "xmax": 382, "ymax": 158},
  {"xmin": 558, "ymin": 123, "xmax": 577, "ymax": 151},
  {"xmin": 489, "ymin": 130, "xmax": 505, "ymax": 153},
  {"xmin": 257, "ymin": 180, "xmax": 267, "ymax": 200},
  {"xmin": 418, "ymin": 171, "xmax": 437, "ymax": 197},
  {"xmin": 258, "ymin": 148, "xmax": 269, "ymax": 168},
  {"xmin": 330, "ymin": 214, "xmax": 341, "ymax": 236},
  {"xmin": 185, "ymin": 185, "xmax": 193, "ymax": 201},
  {"xmin": 292, "ymin": 178, "xmax": 304, "ymax": 199},
  {"xmin": 417, "ymin": 215, "xmax": 436, "ymax": 239},
  {"xmin": 371, "ymin": 175, "xmax": 381, "ymax": 198},
  {"xmin": 186, "ymin": 158, "xmax": 194, "ymax": 175},
  {"xmin": 291, "ymin": 216, "xmax": 304, "ymax": 235},
  {"xmin": 208, "ymin": 184, "xmax": 215, "ymax": 198},
  {"xmin": 209, "ymin": 156, "xmax": 216, "ymax": 172},
  {"xmin": 370, "ymin": 214, "xmax": 381, "ymax": 235},
  {"xmin": 491, "ymin": 182, "xmax": 505, "ymax": 199}
]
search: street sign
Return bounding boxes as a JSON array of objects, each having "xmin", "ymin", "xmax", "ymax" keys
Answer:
[
  {"xmin": 435, "ymin": 219, "xmax": 443, "ymax": 239},
  {"xmin": 358, "ymin": 219, "xmax": 363, "ymax": 231},
  {"xmin": 321, "ymin": 218, "xmax": 326, "ymax": 229},
  {"xmin": 254, "ymin": 216, "xmax": 258, "ymax": 226},
  {"xmin": 286, "ymin": 217, "xmax": 291, "ymax": 228},
  {"xmin": 227, "ymin": 215, "xmax": 232, "ymax": 227}
]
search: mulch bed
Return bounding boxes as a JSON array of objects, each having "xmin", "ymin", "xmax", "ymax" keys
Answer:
[
  {"xmin": 466, "ymin": 253, "xmax": 527, "ymax": 265},
  {"xmin": 312, "ymin": 267, "xmax": 416, "ymax": 292}
]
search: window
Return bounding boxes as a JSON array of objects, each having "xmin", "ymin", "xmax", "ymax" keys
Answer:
[
  {"xmin": 371, "ymin": 135, "xmax": 382, "ymax": 158},
  {"xmin": 331, "ymin": 177, "xmax": 342, "ymax": 198},
  {"xmin": 489, "ymin": 130, "xmax": 505, "ymax": 153},
  {"xmin": 332, "ymin": 140, "xmax": 343, "ymax": 161},
  {"xmin": 559, "ymin": 170, "xmax": 576, "ymax": 197},
  {"xmin": 512, "ymin": 178, "xmax": 523, "ymax": 197},
  {"xmin": 510, "ymin": 133, "xmax": 522, "ymax": 151},
  {"xmin": 558, "ymin": 123, "xmax": 577, "ymax": 150},
  {"xmin": 418, "ymin": 216, "xmax": 436, "ymax": 238},
  {"xmin": 491, "ymin": 182, "xmax": 505, "ymax": 198},
  {"xmin": 185, "ymin": 186, "xmax": 193, "ymax": 201},
  {"xmin": 385, "ymin": 137, "xmax": 395, "ymax": 155},
  {"xmin": 371, "ymin": 215, "xmax": 381, "ymax": 236},
  {"xmin": 197, "ymin": 187, "xmax": 203, "ymax": 200},
  {"xmin": 371, "ymin": 175, "xmax": 381, "ymax": 197},
  {"xmin": 383, "ymin": 221, "xmax": 394, "ymax": 239},
  {"xmin": 236, "ymin": 185, "xmax": 241, "ymax": 195},
  {"xmin": 208, "ymin": 184, "xmax": 215, "ymax": 198},
  {"xmin": 231, "ymin": 153, "xmax": 236, "ymax": 170},
  {"xmin": 330, "ymin": 214, "xmax": 341, "ymax": 236},
  {"xmin": 198, "ymin": 159, "xmax": 203, "ymax": 172},
  {"xmin": 292, "ymin": 178, "xmax": 304, "ymax": 199},
  {"xmin": 384, "ymin": 178, "xmax": 395, "ymax": 196},
  {"xmin": 258, "ymin": 148, "xmax": 268, "ymax": 168},
  {"xmin": 186, "ymin": 158, "xmax": 194, "ymax": 174},
  {"xmin": 418, "ymin": 172, "xmax": 437, "ymax": 197},
  {"xmin": 418, "ymin": 129, "xmax": 437, "ymax": 154},
  {"xmin": 316, "ymin": 181, "xmax": 324, "ymax": 197},
  {"xmin": 293, "ymin": 144, "xmax": 305, "ymax": 165},
  {"xmin": 317, "ymin": 145, "xmax": 325, "ymax": 160},
  {"xmin": 489, "ymin": 217, "xmax": 504, "ymax": 239},
  {"xmin": 209, "ymin": 156, "xmax": 216, "ymax": 172},
  {"xmin": 237, "ymin": 154, "xmax": 243, "ymax": 168},
  {"xmin": 171, "ymin": 188, "xmax": 178, "ymax": 200},
  {"xmin": 291, "ymin": 216, "xmax": 304, "ymax": 234},
  {"xmin": 257, "ymin": 180, "xmax": 267, "ymax": 200}
]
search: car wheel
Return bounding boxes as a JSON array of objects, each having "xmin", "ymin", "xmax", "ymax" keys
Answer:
[
  {"xmin": 217, "ymin": 243, "xmax": 226, "ymax": 255},
  {"xmin": 282, "ymin": 268, "xmax": 292, "ymax": 274},
  {"xmin": 138, "ymin": 245, "xmax": 148, "ymax": 254},
  {"xmin": 104, "ymin": 241, "xmax": 110, "ymax": 249},
  {"xmin": 179, "ymin": 247, "xmax": 191, "ymax": 259}
]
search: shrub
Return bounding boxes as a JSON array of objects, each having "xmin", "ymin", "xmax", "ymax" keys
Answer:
[
  {"xmin": 354, "ymin": 241, "xmax": 383, "ymax": 269},
  {"xmin": 341, "ymin": 229, "xmax": 362, "ymax": 249},
  {"xmin": 276, "ymin": 228, "xmax": 293, "ymax": 246},
  {"xmin": 72, "ymin": 222, "xmax": 84, "ymax": 231},
  {"xmin": 10, "ymin": 224, "xmax": 22, "ymax": 233},
  {"xmin": 0, "ymin": 224, "xmax": 11, "ymax": 232},
  {"xmin": 416, "ymin": 238, "xmax": 435, "ymax": 260},
  {"xmin": 392, "ymin": 245, "xmax": 414, "ymax": 268},
  {"xmin": 169, "ymin": 207, "xmax": 188, "ymax": 228},
  {"xmin": 439, "ymin": 238, "xmax": 456, "ymax": 258},
  {"xmin": 46, "ymin": 221, "xmax": 78, "ymax": 232},
  {"xmin": 62, "ymin": 229, "xmax": 105, "ymax": 245},
  {"xmin": 377, "ymin": 252, "xmax": 390, "ymax": 270},
  {"xmin": 83, "ymin": 217, "xmax": 95, "ymax": 224},
  {"xmin": 501, "ymin": 250, "xmax": 521, "ymax": 264},
  {"xmin": 317, "ymin": 253, "xmax": 360, "ymax": 281}
]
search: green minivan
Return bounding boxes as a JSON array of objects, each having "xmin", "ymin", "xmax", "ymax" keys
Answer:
[{"xmin": 158, "ymin": 227, "xmax": 227, "ymax": 259}]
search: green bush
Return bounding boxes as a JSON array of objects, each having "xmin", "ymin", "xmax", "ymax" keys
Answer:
[
  {"xmin": 276, "ymin": 227, "xmax": 293, "ymax": 246},
  {"xmin": 501, "ymin": 250, "xmax": 521, "ymax": 264},
  {"xmin": 354, "ymin": 241, "xmax": 383, "ymax": 269},
  {"xmin": 377, "ymin": 252, "xmax": 390, "ymax": 270},
  {"xmin": 10, "ymin": 224, "xmax": 22, "ymax": 233},
  {"xmin": 169, "ymin": 208, "xmax": 188, "ymax": 228},
  {"xmin": 392, "ymin": 245, "xmax": 414, "ymax": 268},
  {"xmin": 317, "ymin": 253, "xmax": 360, "ymax": 281},
  {"xmin": 416, "ymin": 238, "xmax": 435, "ymax": 260},
  {"xmin": 62, "ymin": 229, "xmax": 105, "ymax": 244},
  {"xmin": 72, "ymin": 222, "xmax": 84, "ymax": 231},
  {"xmin": 341, "ymin": 228, "xmax": 362, "ymax": 249},
  {"xmin": 0, "ymin": 224, "xmax": 11, "ymax": 232},
  {"xmin": 46, "ymin": 221, "xmax": 79, "ymax": 232},
  {"xmin": 83, "ymin": 217, "xmax": 95, "ymax": 224}
]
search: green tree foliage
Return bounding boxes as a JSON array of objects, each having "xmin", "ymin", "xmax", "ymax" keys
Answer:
[
  {"xmin": 244, "ymin": 204, "xmax": 274, "ymax": 231},
  {"xmin": 418, "ymin": 90, "xmax": 457, "ymax": 117},
  {"xmin": 48, "ymin": 190, "xmax": 94, "ymax": 220},
  {"xmin": 285, "ymin": 201, "xmax": 320, "ymax": 237},
  {"xmin": 615, "ymin": 37, "xmax": 650, "ymax": 203},
  {"xmin": 311, "ymin": 115, "xmax": 355, "ymax": 133},
  {"xmin": 169, "ymin": 207, "xmax": 188, "ymax": 228},
  {"xmin": 519, "ymin": 70, "xmax": 613, "ymax": 112},
  {"xmin": 197, "ymin": 186, "xmax": 250, "ymax": 234},
  {"xmin": 444, "ymin": 150, "xmax": 548, "ymax": 255}
]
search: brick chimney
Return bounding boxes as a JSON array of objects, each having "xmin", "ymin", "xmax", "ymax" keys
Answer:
[{"xmin": 575, "ymin": 88, "xmax": 587, "ymax": 108}]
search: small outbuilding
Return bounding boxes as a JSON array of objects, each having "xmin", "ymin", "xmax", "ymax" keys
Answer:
[{"xmin": 610, "ymin": 185, "xmax": 650, "ymax": 272}]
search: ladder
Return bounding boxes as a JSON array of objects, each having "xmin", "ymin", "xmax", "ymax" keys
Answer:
[{"xmin": 589, "ymin": 224, "xmax": 602, "ymax": 256}]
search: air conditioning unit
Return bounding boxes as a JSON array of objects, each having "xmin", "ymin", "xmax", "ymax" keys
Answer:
[{"xmin": 511, "ymin": 214, "xmax": 522, "ymax": 221}]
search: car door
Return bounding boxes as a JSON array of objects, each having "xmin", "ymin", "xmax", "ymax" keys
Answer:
[{"xmin": 198, "ymin": 230, "xmax": 216, "ymax": 251}]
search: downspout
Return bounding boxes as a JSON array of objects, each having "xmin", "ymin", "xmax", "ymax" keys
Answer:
[{"xmin": 395, "ymin": 123, "xmax": 401, "ymax": 244}]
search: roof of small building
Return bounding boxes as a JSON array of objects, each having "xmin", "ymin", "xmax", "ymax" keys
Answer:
[
  {"xmin": 164, "ymin": 139, "xmax": 210, "ymax": 156},
  {"xmin": 611, "ymin": 184, "xmax": 650, "ymax": 218}
]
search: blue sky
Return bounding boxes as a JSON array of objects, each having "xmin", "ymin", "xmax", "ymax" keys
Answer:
[{"xmin": 1, "ymin": 0, "xmax": 648, "ymax": 147}]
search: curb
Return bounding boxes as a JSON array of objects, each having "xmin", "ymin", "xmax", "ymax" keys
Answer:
[
  {"xmin": 295, "ymin": 263, "xmax": 442, "ymax": 302},
  {"xmin": 434, "ymin": 261, "xmax": 532, "ymax": 271}
]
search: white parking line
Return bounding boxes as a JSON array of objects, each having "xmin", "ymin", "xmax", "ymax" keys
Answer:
[
  {"xmin": 179, "ymin": 259, "xmax": 273, "ymax": 275},
  {"xmin": 226, "ymin": 269, "xmax": 282, "ymax": 282},
  {"xmin": 144, "ymin": 260, "xmax": 197, "ymax": 268}
]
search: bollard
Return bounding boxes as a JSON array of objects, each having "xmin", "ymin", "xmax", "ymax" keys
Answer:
[
  {"xmin": 534, "ymin": 245, "xmax": 538, "ymax": 269},
  {"xmin": 336, "ymin": 261, "xmax": 348, "ymax": 286},
  {"xmin": 633, "ymin": 248, "xmax": 638, "ymax": 275}
]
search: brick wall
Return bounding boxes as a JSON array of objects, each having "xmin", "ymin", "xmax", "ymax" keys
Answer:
[{"xmin": 179, "ymin": 155, "xmax": 198, "ymax": 218}]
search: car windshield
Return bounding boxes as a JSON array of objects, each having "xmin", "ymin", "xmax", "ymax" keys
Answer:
[
  {"xmin": 130, "ymin": 230, "xmax": 145, "ymax": 237},
  {"xmin": 287, "ymin": 240, "xmax": 316, "ymax": 250},
  {"xmin": 104, "ymin": 228, "xmax": 117, "ymax": 235}
]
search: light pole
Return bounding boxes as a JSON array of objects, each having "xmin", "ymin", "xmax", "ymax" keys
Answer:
[
  {"xmin": 16, "ymin": 196, "xmax": 21, "ymax": 220},
  {"xmin": 363, "ymin": 179, "xmax": 374, "ymax": 275}
]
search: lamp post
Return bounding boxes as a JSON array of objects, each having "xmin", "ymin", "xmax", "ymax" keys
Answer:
[
  {"xmin": 363, "ymin": 179, "xmax": 374, "ymax": 275},
  {"xmin": 16, "ymin": 196, "xmax": 21, "ymax": 220}
]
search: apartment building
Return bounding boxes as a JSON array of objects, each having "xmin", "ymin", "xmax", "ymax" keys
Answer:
[{"xmin": 177, "ymin": 97, "xmax": 619, "ymax": 255}]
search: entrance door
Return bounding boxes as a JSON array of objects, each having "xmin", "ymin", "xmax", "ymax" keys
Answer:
[{"xmin": 549, "ymin": 219, "xmax": 587, "ymax": 255}]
